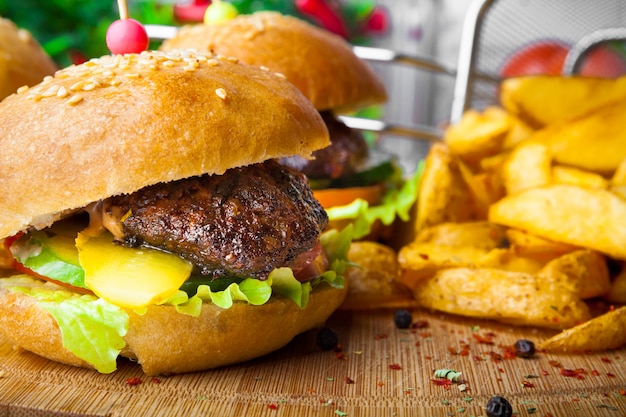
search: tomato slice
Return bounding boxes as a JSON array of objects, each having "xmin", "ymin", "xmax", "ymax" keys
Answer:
[{"xmin": 313, "ymin": 184, "xmax": 384, "ymax": 209}]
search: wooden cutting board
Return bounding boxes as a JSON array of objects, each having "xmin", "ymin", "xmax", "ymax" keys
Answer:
[{"xmin": 0, "ymin": 308, "xmax": 624, "ymax": 416}]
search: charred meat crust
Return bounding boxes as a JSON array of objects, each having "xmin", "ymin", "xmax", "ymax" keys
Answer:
[
  {"xmin": 105, "ymin": 160, "xmax": 328, "ymax": 280},
  {"xmin": 279, "ymin": 111, "xmax": 368, "ymax": 180}
]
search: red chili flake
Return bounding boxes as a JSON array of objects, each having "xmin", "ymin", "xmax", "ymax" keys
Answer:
[
  {"xmin": 335, "ymin": 352, "xmax": 345, "ymax": 360},
  {"xmin": 126, "ymin": 377, "xmax": 142, "ymax": 386},
  {"xmin": 150, "ymin": 377, "xmax": 161, "ymax": 384},
  {"xmin": 420, "ymin": 332, "xmax": 432, "ymax": 338},
  {"xmin": 268, "ymin": 404, "xmax": 278, "ymax": 410},
  {"xmin": 521, "ymin": 380, "xmax": 535, "ymax": 388},
  {"xmin": 374, "ymin": 333, "xmax": 388, "ymax": 340},
  {"xmin": 601, "ymin": 357, "xmax": 612, "ymax": 363},
  {"xmin": 619, "ymin": 388, "xmax": 626, "ymax": 396},
  {"xmin": 472, "ymin": 333, "xmax": 495, "ymax": 345},
  {"xmin": 501, "ymin": 345, "xmax": 516, "ymax": 360},
  {"xmin": 591, "ymin": 370, "xmax": 600, "ymax": 376},
  {"xmin": 607, "ymin": 373, "xmax": 616, "ymax": 378},
  {"xmin": 448, "ymin": 346, "xmax": 460, "ymax": 355},
  {"xmin": 345, "ymin": 377, "xmax": 355, "ymax": 384},
  {"xmin": 419, "ymin": 253, "xmax": 429, "ymax": 260},
  {"xmin": 552, "ymin": 316, "xmax": 559, "ymax": 323},
  {"xmin": 377, "ymin": 381, "xmax": 384, "ymax": 387},
  {"xmin": 472, "ymin": 355, "xmax": 484, "ymax": 362},
  {"xmin": 411, "ymin": 320, "xmax": 429, "ymax": 329},
  {"xmin": 431, "ymin": 379, "xmax": 452, "ymax": 389},
  {"xmin": 424, "ymin": 356, "xmax": 433, "ymax": 360},
  {"xmin": 549, "ymin": 360, "xmax": 563, "ymax": 368},
  {"xmin": 540, "ymin": 370, "xmax": 549, "ymax": 376},
  {"xmin": 560, "ymin": 368, "xmax": 586, "ymax": 379},
  {"xmin": 544, "ymin": 413, "xmax": 554, "ymax": 417},
  {"xmin": 388, "ymin": 363, "xmax": 402, "ymax": 370},
  {"xmin": 309, "ymin": 388, "xmax": 316, "ymax": 394},
  {"xmin": 498, "ymin": 368, "xmax": 505, "ymax": 373}
]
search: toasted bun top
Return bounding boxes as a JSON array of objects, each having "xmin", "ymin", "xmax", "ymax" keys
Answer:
[
  {"xmin": 159, "ymin": 12, "xmax": 387, "ymax": 112},
  {"xmin": 0, "ymin": 17, "xmax": 57, "ymax": 100},
  {"xmin": 0, "ymin": 49, "xmax": 330, "ymax": 239}
]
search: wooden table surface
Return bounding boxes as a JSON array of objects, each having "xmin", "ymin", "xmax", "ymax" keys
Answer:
[{"xmin": 0, "ymin": 308, "xmax": 624, "ymax": 417}]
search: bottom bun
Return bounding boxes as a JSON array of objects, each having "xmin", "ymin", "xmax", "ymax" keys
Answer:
[{"xmin": 0, "ymin": 279, "xmax": 347, "ymax": 375}]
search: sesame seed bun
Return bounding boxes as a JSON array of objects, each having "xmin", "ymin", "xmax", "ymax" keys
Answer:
[
  {"xmin": 0, "ymin": 49, "xmax": 330, "ymax": 239},
  {"xmin": 159, "ymin": 12, "xmax": 387, "ymax": 113},
  {"xmin": 0, "ymin": 17, "xmax": 57, "ymax": 101}
]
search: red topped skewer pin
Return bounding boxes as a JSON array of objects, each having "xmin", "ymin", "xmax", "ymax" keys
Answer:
[{"xmin": 106, "ymin": 0, "xmax": 150, "ymax": 55}]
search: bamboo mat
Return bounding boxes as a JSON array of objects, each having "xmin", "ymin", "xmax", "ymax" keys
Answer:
[{"xmin": 0, "ymin": 309, "xmax": 624, "ymax": 417}]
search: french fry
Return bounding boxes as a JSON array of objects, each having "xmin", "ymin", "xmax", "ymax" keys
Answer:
[
  {"xmin": 552, "ymin": 165, "xmax": 608, "ymax": 189},
  {"xmin": 489, "ymin": 184, "xmax": 626, "ymax": 260},
  {"xmin": 412, "ymin": 143, "xmax": 475, "ymax": 235},
  {"xmin": 444, "ymin": 107, "xmax": 510, "ymax": 161},
  {"xmin": 502, "ymin": 142, "xmax": 551, "ymax": 195},
  {"xmin": 524, "ymin": 100, "xmax": 626, "ymax": 174},
  {"xmin": 500, "ymin": 75, "xmax": 626, "ymax": 128},
  {"xmin": 540, "ymin": 306, "xmax": 626, "ymax": 352},
  {"xmin": 412, "ymin": 267, "xmax": 591, "ymax": 329},
  {"xmin": 537, "ymin": 249, "xmax": 610, "ymax": 299}
]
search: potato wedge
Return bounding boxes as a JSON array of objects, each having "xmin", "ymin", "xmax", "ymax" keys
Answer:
[
  {"xmin": 444, "ymin": 107, "xmax": 510, "ymax": 161},
  {"xmin": 412, "ymin": 143, "xmax": 475, "ymax": 235},
  {"xmin": 537, "ymin": 249, "xmax": 610, "ymax": 299},
  {"xmin": 342, "ymin": 241, "xmax": 415, "ymax": 310},
  {"xmin": 413, "ymin": 267, "xmax": 590, "ymax": 329},
  {"xmin": 540, "ymin": 306, "xmax": 626, "ymax": 352},
  {"xmin": 605, "ymin": 265, "xmax": 626, "ymax": 304},
  {"xmin": 500, "ymin": 75, "xmax": 626, "ymax": 128},
  {"xmin": 506, "ymin": 229, "xmax": 579, "ymax": 262},
  {"xmin": 414, "ymin": 221, "xmax": 507, "ymax": 249},
  {"xmin": 525, "ymin": 100, "xmax": 626, "ymax": 173},
  {"xmin": 552, "ymin": 165, "xmax": 608, "ymax": 189},
  {"xmin": 398, "ymin": 243, "xmax": 491, "ymax": 288},
  {"xmin": 502, "ymin": 142, "xmax": 551, "ymax": 195},
  {"xmin": 489, "ymin": 184, "xmax": 626, "ymax": 260}
]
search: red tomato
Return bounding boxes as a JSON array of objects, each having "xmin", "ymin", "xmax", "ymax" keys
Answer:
[
  {"xmin": 579, "ymin": 45, "xmax": 626, "ymax": 78},
  {"xmin": 500, "ymin": 40, "xmax": 570, "ymax": 77}
]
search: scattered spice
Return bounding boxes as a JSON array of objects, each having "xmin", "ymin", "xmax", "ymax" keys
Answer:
[
  {"xmin": 560, "ymin": 368, "xmax": 586, "ymax": 379},
  {"xmin": 345, "ymin": 377, "xmax": 355, "ymax": 384},
  {"xmin": 521, "ymin": 380, "xmax": 535, "ymax": 388},
  {"xmin": 268, "ymin": 404, "xmax": 278, "ymax": 411},
  {"xmin": 334, "ymin": 410, "xmax": 348, "ymax": 416},
  {"xmin": 125, "ymin": 377, "xmax": 142, "ymax": 386},
  {"xmin": 316, "ymin": 327, "xmax": 339, "ymax": 351},
  {"xmin": 150, "ymin": 377, "xmax": 161, "ymax": 384},
  {"xmin": 388, "ymin": 363, "xmax": 402, "ymax": 370},
  {"xmin": 393, "ymin": 309, "xmax": 413, "ymax": 329},
  {"xmin": 433, "ymin": 369, "xmax": 463, "ymax": 382},
  {"xmin": 513, "ymin": 339, "xmax": 536, "ymax": 358}
]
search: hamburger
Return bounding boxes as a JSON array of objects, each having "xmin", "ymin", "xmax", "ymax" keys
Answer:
[
  {"xmin": 0, "ymin": 17, "xmax": 57, "ymax": 101},
  {"xmin": 159, "ymin": 12, "xmax": 415, "ymax": 242},
  {"xmin": 0, "ymin": 49, "xmax": 349, "ymax": 375}
]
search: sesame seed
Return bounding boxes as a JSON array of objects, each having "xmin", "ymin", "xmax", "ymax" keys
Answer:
[
  {"xmin": 16, "ymin": 86, "xmax": 29, "ymax": 94},
  {"xmin": 68, "ymin": 94, "xmax": 84, "ymax": 106},
  {"xmin": 41, "ymin": 86, "xmax": 59, "ymax": 98},
  {"xmin": 70, "ymin": 81, "xmax": 85, "ymax": 91},
  {"xmin": 206, "ymin": 59, "xmax": 219, "ymax": 67},
  {"xmin": 27, "ymin": 94, "xmax": 42, "ymax": 101},
  {"xmin": 259, "ymin": 66, "xmax": 270, "ymax": 72},
  {"xmin": 82, "ymin": 83, "xmax": 97, "ymax": 91},
  {"xmin": 57, "ymin": 86, "xmax": 69, "ymax": 98},
  {"xmin": 215, "ymin": 88, "xmax": 227, "ymax": 100},
  {"xmin": 125, "ymin": 73, "xmax": 140, "ymax": 79},
  {"xmin": 274, "ymin": 72, "xmax": 287, "ymax": 79}
]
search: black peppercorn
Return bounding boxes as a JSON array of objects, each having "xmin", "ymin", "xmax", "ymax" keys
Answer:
[
  {"xmin": 486, "ymin": 395, "xmax": 513, "ymax": 417},
  {"xmin": 514, "ymin": 339, "xmax": 536, "ymax": 358},
  {"xmin": 393, "ymin": 309, "xmax": 413, "ymax": 329},
  {"xmin": 316, "ymin": 327, "xmax": 338, "ymax": 351}
]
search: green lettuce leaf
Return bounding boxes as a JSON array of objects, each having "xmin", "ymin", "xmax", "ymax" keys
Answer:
[
  {"xmin": 2, "ymin": 276, "xmax": 127, "ymax": 374},
  {"xmin": 325, "ymin": 161, "xmax": 425, "ymax": 239}
]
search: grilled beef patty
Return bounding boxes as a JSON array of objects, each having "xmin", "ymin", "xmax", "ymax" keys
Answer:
[
  {"xmin": 104, "ymin": 160, "xmax": 328, "ymax": 280},
  {"xmin": 279, "ymin": 111, "xmax": 368, "ymax": 180}
]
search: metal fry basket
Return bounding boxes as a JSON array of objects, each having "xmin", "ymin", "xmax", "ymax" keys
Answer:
[{"xmin": 451, "ymin": 0, "xmax": 626, "ymax": 122}]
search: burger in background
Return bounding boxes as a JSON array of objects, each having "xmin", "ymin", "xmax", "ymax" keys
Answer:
[
  {"xmin": 160, "ymin": 11, "xmax": 419, "ymax": 310},
  {"xmin": 0, "ymin": 49, "xmax": 349, "ymax": 375},
  {"xmin": 0, "ymin": 17, "xmax": 57, "ymax": 101}
]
